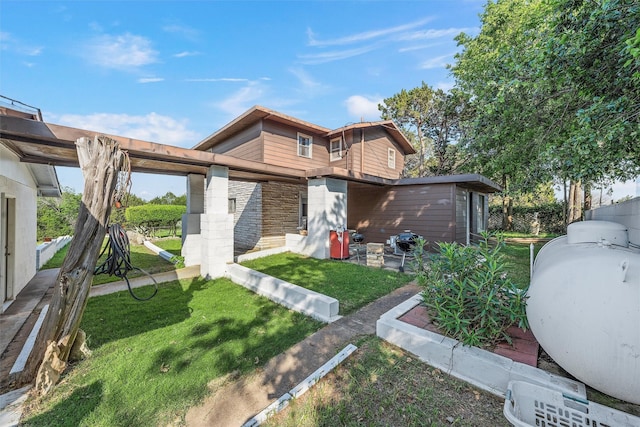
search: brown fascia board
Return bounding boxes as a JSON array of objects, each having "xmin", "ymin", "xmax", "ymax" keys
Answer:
[
  {"xmin": 326, "ymin": 121, "xmax": 416, "ymax": 155},
  {"xmin": 307, "ymin": 167, "xmax": 501, "ymax": 193},
  {"xmin": 396, "ymin": 174, "xmax": 502, "ymax": 193},
  {"xmin": 192, "ymin": 105, "xmax": 331, "ymax": 151}
]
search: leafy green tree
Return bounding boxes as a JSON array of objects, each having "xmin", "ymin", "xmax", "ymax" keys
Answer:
[
  {"xmin": 148, "ymin": 192, "xmax": 187, "ymax": 206},
  {"xmin": 379, "ymin": 83, "xmax": 468, "ymax": 177},
  {"xmin": 452, "ymin": 0, "xmax": 640, "ymax": 223},
  {"xmin": 425, "ymin": 88, "xmax": 471, "ymax": 175},
  {"xmin": 379, "ymin": 82, "xmax": 434, "ymax": 177},
  {"xmin": 37, "ymin": 187, "xmax": 81, "ymax": 240}
]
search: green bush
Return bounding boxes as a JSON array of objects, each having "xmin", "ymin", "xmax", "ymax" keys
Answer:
[
  {"xmin": 418, "ymin": 232, "xmax": 528, "ymax": 348},
  {"xmin": 125, "ymin": 204, "xmax": 186, "ymax": 236}
]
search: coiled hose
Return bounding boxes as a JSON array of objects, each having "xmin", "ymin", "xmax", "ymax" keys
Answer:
[{"xmin": 94, "ymin": 224, "xmax": 158, "ymax": 301}]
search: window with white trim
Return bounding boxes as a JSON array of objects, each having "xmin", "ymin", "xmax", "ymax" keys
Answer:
[
  {"xmin": 387, "ymin": 148, "xmax": 396, "ymax": 169},
  {"xmin": 297, "ymin": 133, "xmax": 313, "ymax": 158},
  {"xmin": 330, "ymin": 137, "xmax": 343, "ymax": 161}
]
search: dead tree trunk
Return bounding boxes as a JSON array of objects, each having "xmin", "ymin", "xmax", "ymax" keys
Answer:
[{"xmin": 19, "ymin": 135, "xmax": 125, "ymax": 395}]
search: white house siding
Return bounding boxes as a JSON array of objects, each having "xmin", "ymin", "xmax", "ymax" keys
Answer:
[
  {"xmin": 0, "ymin": 145, "xmax": 38, "ymax": 307},
  {"xmin": 586, "ymin": 197, "xmax": 640, "ymax": 246}
]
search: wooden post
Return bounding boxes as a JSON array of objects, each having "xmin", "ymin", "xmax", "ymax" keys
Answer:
[{"xmin": 19, "ymin": 135, "xmax": 125, "ymax": 395}]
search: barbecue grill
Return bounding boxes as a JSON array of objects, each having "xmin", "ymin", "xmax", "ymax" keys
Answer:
[
  {"xmin": 396, "ymin": 231, "xmax": 420, "ymax": 272},
  {"xmin": 351, "ymin": 232, "xmax": 365, "ymax": 262}
]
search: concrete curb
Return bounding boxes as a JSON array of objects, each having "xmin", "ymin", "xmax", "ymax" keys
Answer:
[
  {"xmin": 376, "ymin": 294, "xmax": 587, "ymax": 399},
  {"xmin": 226, "ymin": 263, "xmax": 341, "ymax": 323}
]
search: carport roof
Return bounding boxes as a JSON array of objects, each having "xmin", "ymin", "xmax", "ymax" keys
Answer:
[{"xmin": 0, "ymin": 114, "xmax": 309, "ymax": 183}]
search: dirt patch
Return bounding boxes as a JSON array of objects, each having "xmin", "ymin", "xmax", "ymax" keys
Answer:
[{"xmin": 264, "ymin": 337, "xmax": 510, "ymax": 427}]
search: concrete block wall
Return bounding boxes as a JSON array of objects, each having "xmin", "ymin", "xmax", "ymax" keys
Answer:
[{"xmin": 586, "ymin": 197, "xmax": 640, "ymax": 246}]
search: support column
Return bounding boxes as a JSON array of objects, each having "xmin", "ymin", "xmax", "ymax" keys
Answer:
[
  {"xmin": 182, "ymin": 174, "xmax": 205, "ymax": 267},
  {"xmin": 306, "ymin": 178, "xmax": 347, "ymax": 259},
  {"xmin": 200, "ymin": 166, "xmax": 234, "ymax": 278}
]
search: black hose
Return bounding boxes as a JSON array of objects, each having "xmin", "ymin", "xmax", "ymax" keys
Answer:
[{"xmin": 94, "ymin": 224, "xmax": 158, "ymax": 301}]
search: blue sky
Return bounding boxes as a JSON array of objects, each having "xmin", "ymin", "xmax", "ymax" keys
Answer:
[{"xmin": 2, "ymin": 0, "xmax": 637, "ymax": 200}]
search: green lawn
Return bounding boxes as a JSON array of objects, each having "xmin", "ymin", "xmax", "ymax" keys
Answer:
[
  {"xmin": 240, "ymin": 252, "xmax": 413, "ymax": 315},
  {"xmin": 41, "ymin": 238, "xmax": 179, "ymax": 285},
  {"xmin": 21, "ymin": 278, "xmax": 323, "ymax": 426},
  {"xmin": 502, "ymin": 242, "xmax": 545, "ymax": 289}
]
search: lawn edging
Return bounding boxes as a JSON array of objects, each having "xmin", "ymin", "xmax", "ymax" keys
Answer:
[
  {"xmin": 376, "ymin": 294, "xmax": 587, "ymax": 399},
  {"xmin": 226, "ymin": 263, "xmax": 341, "ymax": 323}
]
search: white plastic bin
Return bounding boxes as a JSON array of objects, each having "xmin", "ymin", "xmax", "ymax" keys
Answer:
[{"xmin": 503, "ymin": 381, "xmax": 640, "ymax": 427}]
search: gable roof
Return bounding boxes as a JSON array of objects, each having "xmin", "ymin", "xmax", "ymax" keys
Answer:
[{"xmin": 192, "ymin": 105, "xmax": 416, "ymax": 155}]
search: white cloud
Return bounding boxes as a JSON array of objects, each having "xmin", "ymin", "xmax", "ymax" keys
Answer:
[
  {"xmin": 397, "ymin": 27, "xmax": 478, "ymax": 42},
  {"xmin": 173, "ymin": 51, "xmax": 200, "ymax": 58},
  {"xmin": 53, "ymin": 112, "xmax": 200, "ymax": 147},
  {"xmin": 138, "ymin": 77, "xmax": 164, "ymax": 83},
  {"xmin": 420, "ymin": 52, "xmax": 454, "ymax": 69},
  {"xmin": 0, "ymin": 31, "xmax": 44, "ymax": 56},
  {"xmin": 288, "ymin": 67, "xmax": 330, "ymax": 97},
  {"xmin": 215, "ymin": 82, "xmax": 267, "ymax": 117},
  {"xmin": 162, "ymin": 24, "xmax": 200, "ymax": 41},
  {"xmin": 83, "ymin": 33, "xmax": 158, "ymax": 70},
  {"xmin": 185, "ymin": 77, "xmax": 249, "ymax": 82},
  {"xmin": 298, "ymin": 44, "xmax": 379, "ymax": 65},
  {"xmin": 307, "ymin": 17, "xmax": 434, "ymax": 47},
  {"xmin": 345, "ymin": 95, "xmax": 383, "ymax": 122}
]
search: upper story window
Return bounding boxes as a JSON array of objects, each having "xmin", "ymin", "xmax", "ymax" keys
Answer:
[
  {"xmin": 297, "ymin": 133, "xmax": 313, "ymax": 158},
  {"xmin": 330, "ymin": 137, "xmax": 343, "ymax": 161},
  {"xmin": 387, "ymin": 148, "xmax": 396, "ymax": 169}
]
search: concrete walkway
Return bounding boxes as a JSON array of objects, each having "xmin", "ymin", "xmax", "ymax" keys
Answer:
[{"xmin": 185, "ymin": 282, "xmax": 421, "ymax": 427}]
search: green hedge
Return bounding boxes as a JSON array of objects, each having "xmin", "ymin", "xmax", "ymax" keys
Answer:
[{"xmin": 125, "ymin": 204, "xmax": 186, "ymax": 228}]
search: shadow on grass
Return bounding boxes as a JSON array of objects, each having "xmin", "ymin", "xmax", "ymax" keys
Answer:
[
  {"xmin": 20, "ymin": 277, "xmax": 324, "ymax": 426},
  {"xmin": 24, "ymin": 381, "xmax": 104, "ymax": 427},
  {"xmin": 81, "ymin": 277, "xmax": 208, "ymax": 348}
]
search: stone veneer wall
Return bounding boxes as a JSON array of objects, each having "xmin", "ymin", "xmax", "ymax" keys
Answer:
[
  {"xmin": 229, "ymin": 181, "xmax": 262, "ymax": 251},
  {"xmin": 229, "ymin": 181, "xmax": 307, "ymax": 252},
  {"xmin": 261, "ymin": 182, "xmax": 306, "ymax": 246}
]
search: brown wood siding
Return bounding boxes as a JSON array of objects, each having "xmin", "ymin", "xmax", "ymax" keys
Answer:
[
  {"xmin": 210, "ymin": 121, "xmax": 263, "ymax": 162},
  {"xmin": 262, "ymin": 120, "xmax": 329, "ymax": 169},
  {"xmin": 262, "ymin": 182, "xmax": 307, "ymax": 237},
  {"xmin": 348, "ymin": 183, "xmax": 455, "ymax": 248},
  {"xmin": 355, "ymin": 128, "xmax": 404, "ymax": 179}
]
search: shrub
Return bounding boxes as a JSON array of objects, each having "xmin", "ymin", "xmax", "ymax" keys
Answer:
[
  {"xmin": 418, "ymin": 232, "xmax": 528, "ymax": 348},
  {"xmin": 125, "ymin": 204, "xmax": 186, "ymax": 236}
]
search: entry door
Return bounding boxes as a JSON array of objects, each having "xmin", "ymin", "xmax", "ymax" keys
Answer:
[{"xmin": 1, "ymin": 195, "xmax": 15, "ymax": 309}]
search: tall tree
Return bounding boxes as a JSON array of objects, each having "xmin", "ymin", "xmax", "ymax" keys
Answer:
[
  {"xmin": 452, "ymin": 0, "xmax": 640, "ymax": 222},
  {"xmin": 380, "ymin": 83, "xmax": 467, "ymax": 177},
  {"xmin": 379, "ymin": 83, "xmax": 433, "ymax": 177},
  {"xmin": 425, "ymin": 88, "xmax": 471, "ymax": 175}
]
